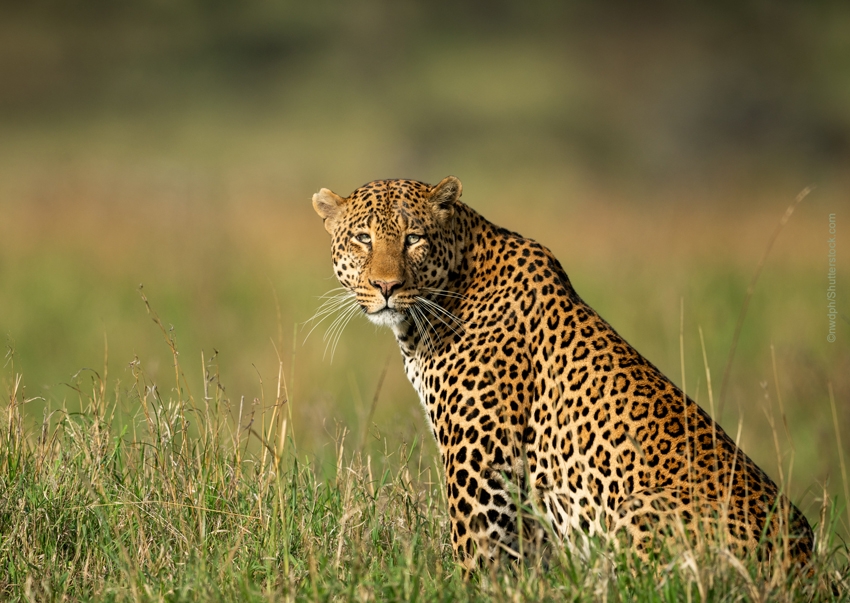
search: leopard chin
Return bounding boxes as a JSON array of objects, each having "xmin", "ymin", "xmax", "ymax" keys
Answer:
[{"xmin": 365, "ymin": 307, "xmax": 407, "ymax": 327}]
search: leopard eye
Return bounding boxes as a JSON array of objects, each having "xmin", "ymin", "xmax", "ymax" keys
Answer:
[
  {"xmin": 405, "ymin": 234, "xmax": 423, "ymax": 246},
  {"xmin": 354, "ymin": 233, "xmax": 372, "ymax": 245}
]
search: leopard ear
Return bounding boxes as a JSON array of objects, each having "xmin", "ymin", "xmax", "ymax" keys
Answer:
[
  {"xmin": 430, "ymin": 176, "xmax": 462, "ymax": 223},
  {"xmin": 312, "ymin": 188, "xmax": 346, "ymax": 234}
]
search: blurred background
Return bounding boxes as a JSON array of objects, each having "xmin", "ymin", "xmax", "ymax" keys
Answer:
[{"xmin": 0, "ymin": 0, "xmax": 848, "ymax": 524}]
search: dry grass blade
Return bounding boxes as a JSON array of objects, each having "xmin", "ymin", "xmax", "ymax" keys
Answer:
[
  {"xmin": 717, "ymin": 186, "xmax": 812, "ymax": 417},
  {"xmin": 828, "ymin": 382, "xmax": 850, "ymax": 535},
  {"xmin": 358, "ymin": 354, "xmax": 391, "ymax": 456}
]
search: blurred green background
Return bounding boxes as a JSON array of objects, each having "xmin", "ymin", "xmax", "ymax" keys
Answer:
[{"xmin": 0, "ymin": 1, "xmax": 848, "ymax": 524}]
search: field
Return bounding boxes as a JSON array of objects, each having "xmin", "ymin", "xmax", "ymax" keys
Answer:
[
  {"xmin": 2, "ymin": 152, "xmax": 848, "ymax": 600},
  {"xmin": 1, "ymin": 2, "xmax": 850, "ymax": 600},
  {"xmin": 1, "ymin": 346, "xmax": 848, "ymax": 601}
]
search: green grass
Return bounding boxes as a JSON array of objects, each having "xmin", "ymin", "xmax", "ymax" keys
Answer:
[{"xmin": 2, "ymin": 309, "xmax": 849, "ymax": 602}]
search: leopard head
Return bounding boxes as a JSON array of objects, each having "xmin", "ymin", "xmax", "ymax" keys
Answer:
[{"xmin": 312, "ymin": 176, "xmax": 463, "ymax": 328}]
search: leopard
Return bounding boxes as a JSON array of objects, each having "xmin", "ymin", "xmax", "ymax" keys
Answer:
[{"xmin": 311, "ymin": 175, "xmax": 814, "ymax": 571}]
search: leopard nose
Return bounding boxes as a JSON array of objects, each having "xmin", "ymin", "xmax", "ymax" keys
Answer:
[{"xmin": 370, "ymin": 279, "xmax": 404, "ymax": 298}]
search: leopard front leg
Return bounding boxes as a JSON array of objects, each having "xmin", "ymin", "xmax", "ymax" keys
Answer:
[
  {"xmin": 416, "ymin": 351, "xmax": 536, "ymax": 567},
  {"xmin": 444, "ymin": 453, "xmax": 521, "ymax": 567},
  {"xmin": 441, "ymin": 430, "xmax": 543, "ymax": 568}
]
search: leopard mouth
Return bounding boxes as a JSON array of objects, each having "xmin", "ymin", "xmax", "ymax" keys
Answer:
[
  {"xmin": 358, "ymin": 289, "xmax": 421, "ymax": 326},
  {"xmin": 363, "ymin": 293, "xmax": 413, "ymax": 315}
]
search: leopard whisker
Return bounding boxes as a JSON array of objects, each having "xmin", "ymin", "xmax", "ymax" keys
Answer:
[
  {"xmin": 317, "ymin": 300, "xmax": 358, "ymax": 341},
  {"xmin": 324, "ymin": 302, "xmax": 361, "ymax": 361},
  {"xmin": 408, "ymin": 306, "xmax": 427, "ymax": 353},
  {"xmin": 327, "ymin": 303, "xmax": 361, "ymax": 362},
  {"xmin": 421, "ymin": 287, "xmax": 468, "ymax": 301},
  {"xmin": 309, "ymin": 297, "xmax": 355, "ymax": 323},
  {"xmin": 409, "ymin": 306, "xmax": 435, "ymax": 356},
  {"xmin": 422, "ymin": 309, "xmax": 443, "ymax": 354},
  {"xmin": 310, "ymin": 289, "xmax": 354, "ymax": 308},
  {"xmin": 305, "ymin": 292, "xmax": 354, "ymax": 315},
  {"xmin": 416, "ymin": 296, "xmax": 467, "ymax": 328},
  {"xmin": 317, "ymin": 286, "xmax": 350, "ymax": 298},
  {"xmin": 420, "ymin": 312, "xmax": 437, "ymax": 356},
  {"xmin": 415, "ymin": 298, "xmax": 466, "ymax": 340},
  {"xmin": 303, "ymin": 291, "xmax": 358, "ymax": 344},
  {"xmin": 311, "ymin": 289, "xmax": 353, "ymax": 307},
  {"xmin": 323, "ymin": 300, "xmax": 360, "ymax": 343}
]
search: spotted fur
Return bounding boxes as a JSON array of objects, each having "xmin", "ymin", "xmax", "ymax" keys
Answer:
[{"xmin": 311, "ymin": 176, "xmax": 813, "ymax": 569}]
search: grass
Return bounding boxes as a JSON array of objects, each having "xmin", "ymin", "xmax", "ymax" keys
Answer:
[
  {"xmin": 0, "ymin": 371, "xmax": 847, "ymax": 602},
  {"xmin": 1, "ymin": 294, "xmax": 849, "ymax": 602}
]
